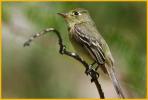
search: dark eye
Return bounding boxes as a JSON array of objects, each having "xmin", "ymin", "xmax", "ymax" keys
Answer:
[{"xmin": 73, "ymin": 11, "xmax": 79, "ymax": 15}]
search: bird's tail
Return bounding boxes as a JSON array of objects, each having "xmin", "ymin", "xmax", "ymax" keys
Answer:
[{"xmin": 105, "ymin": 65, "xmax": 125, "ymax": 98}]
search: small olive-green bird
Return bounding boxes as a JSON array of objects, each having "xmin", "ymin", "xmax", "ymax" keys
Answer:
[{"xmin": 58, "ymin": 8, "xmax": 125, "ymax": 98}]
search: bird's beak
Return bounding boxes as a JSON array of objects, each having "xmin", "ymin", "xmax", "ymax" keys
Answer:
[{"xmin": 57, "ymin": 13, "xmax": 67, "ymax": 18}]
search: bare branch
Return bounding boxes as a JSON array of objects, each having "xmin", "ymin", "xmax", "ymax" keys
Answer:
[{"xmin": 24, "ymin": 28, "xmax": 105, "ymax": 98}]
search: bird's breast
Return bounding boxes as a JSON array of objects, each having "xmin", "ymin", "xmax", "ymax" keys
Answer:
[{"xmin": 68, "ymin": 28, "xmax": 94, "ymax": 64}]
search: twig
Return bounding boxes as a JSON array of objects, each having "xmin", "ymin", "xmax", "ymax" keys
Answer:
[
  {"xmin": 54, "ymin": 29, "xmax": 105, "ymax": 98},
  {"xmin": 24, "ymin": 28, "xmax": 105, "ymax": 98}
]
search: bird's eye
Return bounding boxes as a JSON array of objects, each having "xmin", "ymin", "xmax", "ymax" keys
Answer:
[{"xmin": 73, "ymin": 11, "xmax": 79, "ymax": 16}]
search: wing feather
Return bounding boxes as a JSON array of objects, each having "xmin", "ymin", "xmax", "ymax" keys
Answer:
[{"xmin": 73, "ymin": 23, "xmax": 105, "ymax": 65}]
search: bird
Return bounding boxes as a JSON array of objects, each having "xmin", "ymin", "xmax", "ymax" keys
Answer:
[{"xmin": 58, "ymin": 8, "xmax": 125, "ymax": 98}]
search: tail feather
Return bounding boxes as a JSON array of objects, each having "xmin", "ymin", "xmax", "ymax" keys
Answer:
[{"xmin": 105, "ymin": 66, "xmax": 125, "ymax": 98}]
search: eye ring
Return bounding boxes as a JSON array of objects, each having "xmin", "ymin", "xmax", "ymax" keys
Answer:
[{"xmin": 73, "ymin": 11, "xmax": 79, "ymax": 15}]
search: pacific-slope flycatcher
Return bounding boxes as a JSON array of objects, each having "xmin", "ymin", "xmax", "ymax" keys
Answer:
[{"xmin": 58, "ymin": 8, "xmax": 125, "ymax": 98}]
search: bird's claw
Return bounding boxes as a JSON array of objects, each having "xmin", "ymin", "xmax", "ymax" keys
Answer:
[
  {"xmin": 85, "ymin": 65, "xmax": 99, "ymax": 82},
  {"xmin": 85, "ymin": 62, "xmax": 96, "ymax": 75},
  {"xmin": 85, "ymin": 65, "xmax": 93, "ymax": 75}
]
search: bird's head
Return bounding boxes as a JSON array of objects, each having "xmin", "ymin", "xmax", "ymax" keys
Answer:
[{"xmin": 58, "ymin": 8, "xmax": 93, "ymax": 27}]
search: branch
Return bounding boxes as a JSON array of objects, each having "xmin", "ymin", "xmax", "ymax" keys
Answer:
[
  {"xmin": 54, "ymin": 29, "xmax": 105, "ymax": 98},
  {"xmin": 24, "ymin": 28, "xmax": 105, "ymax": 98}
]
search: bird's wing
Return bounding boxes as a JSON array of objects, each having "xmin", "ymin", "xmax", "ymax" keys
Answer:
[
  {"xmin": 74, "ymin": 23, "xmax": 125, "ymax": 98},
  {"xmin": 73, "ymin": 23, "xmax": 105, "ymax": 65},
  {"xmin": 73, "ymin": 23, "xmax": 125, "ymax": 98}
]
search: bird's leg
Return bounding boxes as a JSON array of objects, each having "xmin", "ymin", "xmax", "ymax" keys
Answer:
[
  {"xmin": 85, "ymin": 61, "xmax": 96, "ymax": 75},
  {"xmin": 85, "ymin": 61, "xmax": 100, "ymax": 82}
]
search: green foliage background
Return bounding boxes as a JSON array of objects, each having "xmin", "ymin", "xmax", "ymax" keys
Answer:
[{"xmin": 2, "ymin": 2, "xmax": 146, "ymax": 98}]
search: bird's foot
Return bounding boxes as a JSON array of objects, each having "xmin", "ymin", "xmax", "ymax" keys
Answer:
[
  {"xmin": 85, "ymin": 62, "xmax": 99, "ymax": 82},
  {"xmin": 85, "ymin": 62, "xmax": 96, "ymax": 75},
  {"xmin": 90, "ymin": 70, "xmax": 99, "ymax": 82},
  {"xmin": 85, "ymin": 67, "xmax": 99, "ymax": 82}
]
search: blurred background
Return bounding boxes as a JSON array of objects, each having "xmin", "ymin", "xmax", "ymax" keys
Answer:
[{"xmin": 2, "ymin": 2, "xmax": 146, "ymax": 98}]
